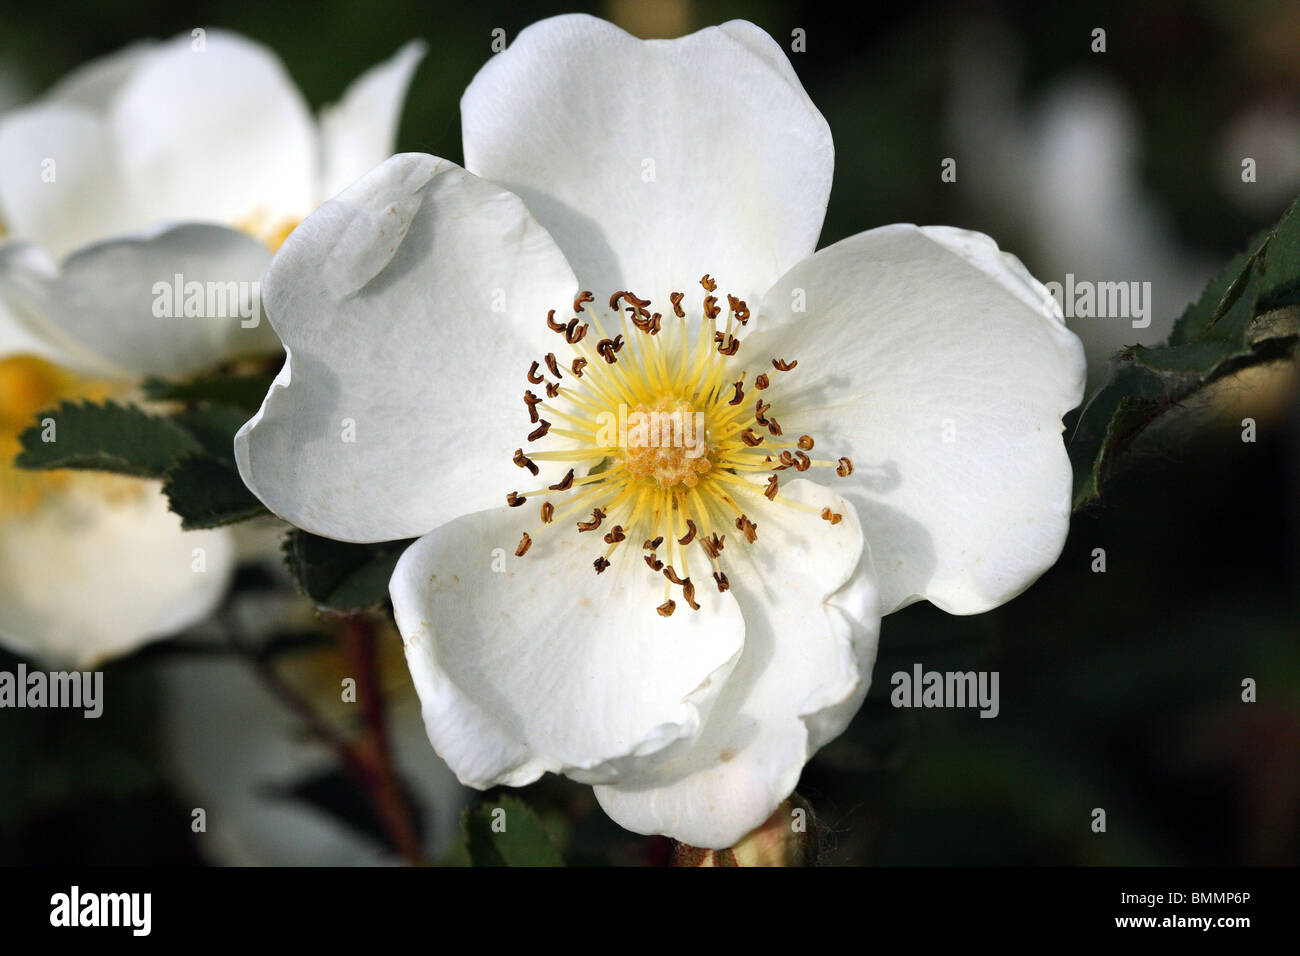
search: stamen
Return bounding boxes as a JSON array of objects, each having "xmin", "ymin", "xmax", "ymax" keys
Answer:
[
  {"xmin": 506, "ymin": 278, "xmax": 850, "ymax": 612},
  {"xmin": 513, "ymin": 448, "xmax": 539, "ymax": 476}
]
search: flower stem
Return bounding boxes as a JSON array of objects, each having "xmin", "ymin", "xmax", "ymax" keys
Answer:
[
  {"xmin": 339, "ymin": 611, "xmax": 423, "ymax": 866},
  {"xmin": 224, "ymin": 609, "xmax": 422, "ymax": 865}
]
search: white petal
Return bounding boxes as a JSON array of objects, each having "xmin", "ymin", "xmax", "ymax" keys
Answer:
[
  {"xmin": 0, "ymin": 478, "xmax": 235, "ymax": 668},
  {"xmin": 391, "ymin": 504, "xmax": 744, "ymax": 790},
  {"xmin": 27, "ymin": 224, "xmax": 277, "ymax": 377},
  {"xmin": 0, "ymin": 103, "xmax": 131, "ymax": 258},
  {"xmin": 594, "ymin": 478, "xmax": 877, "ymax": 848},
  {"xmin": 0, "ymin": 244, "xmax": 89, "ymax": 366},
  {"xmin": 235, "ymin": 153, "xmax": 580, "ymax": 542},
  {"xmin": 111, "ymin": 30, "xmax": 317, "ymax": 229},
  {"xmin": 752, "ymin": 224, "xmax": 1087, "ymax": 615},
  {"xmin": 43, "ymin": 40, "xmax": 157, "ymax": 109},
  {"xmin": 462, "ymin": 14, "xmax": 833, "ymax": 309},
  {"xmin": 319, "ymin": 40, "xmax": 426, "ymax": 200}
]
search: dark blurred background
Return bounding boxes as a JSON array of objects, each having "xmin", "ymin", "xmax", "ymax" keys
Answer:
[{"xmin": 0, "ymin": 0, "xmax": 1296, "ymax": 865}]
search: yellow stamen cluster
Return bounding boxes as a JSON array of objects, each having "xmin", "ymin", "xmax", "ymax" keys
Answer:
[
  {"xmin": 0, "ymin": 356, "xmax": 131, "ymax": 516},
  {"xmin": 507, "ymin": 276, "xmax": 851, "ymax": 615}
]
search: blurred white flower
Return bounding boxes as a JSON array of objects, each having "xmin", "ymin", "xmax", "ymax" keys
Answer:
[
  {"xmin": 0, "ymin": 327, "xmax": 235, "ymax": 667},
  {"xmin": 236, "ymin": 15, "xmax": 1084, "ymax": 848},
  {"xmin": 0, "ymin": 29, "xmax": 424, "ymax": 376},
  {"xmin": 947, "ymin": 25, "xmax": 1214, "ymax": 381},
  {"xmin": 0, "ymin": 31, "xmax": 423, "ymax": 666}
]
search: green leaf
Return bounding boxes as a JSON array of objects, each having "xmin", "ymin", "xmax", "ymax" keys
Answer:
[
  {"xmin": 162, "ymin": 454, "xmax": 268, "ymax": 529},
  {"xmin": 170, "ymin": 405, "xmax": 249, "ymax": 464},
  {"xmin": 445, "ymin": 796, "xmax": 564, "ymax": 867},
  {"xmin": 15, "ymin": 400, "xmax": 201, "ymax": 478},
  {"xmin": 1070, "ymin": 197, "xmax": 1300, "ymax": 509},
  {"xmin": 282, "ymin": 529, "xmax": 415, "ymax": 612},
  {"xmin": 141, "ymin": 371, "xmax": 276, "ymax": 415}
]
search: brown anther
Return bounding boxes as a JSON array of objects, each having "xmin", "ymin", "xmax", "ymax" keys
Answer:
[
  {"xmin": 797, "ymin": 435, "xmax": 814, "ymax": 451},
  {"xmin": 701, "ymin": 533, "xmax": 725, "ymax": 558},
  {"xmin": 754, "ymin": 399, "xmax": 771, "ymax": 426},
  {"xmin": 682, "ymin": 578, "xmax": 700, "ymax": 611},
  {"xmin": 523, "ymin": 390, "xmax": 541, "ymax": 423},
  {"xmin": 740, "ymin": 427, "xmax": 764, "ymax": 447},
  {"xmin": 544, "ymin": 352, "xmax": 562, "ymax": 378},
  {"xmin": 596, "ymin": 335, "xmax": 624, "ymax": 364},
  {"xmin": 836, "ymin": 457, "xmax": 854, "ymax": 477},
  {"xmin": 669, "ymin": 292, "xmax": 686, "ymax": 318},
  {"xmin": 545, "ymin": 381, "xmax": 560, "ymax": 399},
  {"xmin": 549, "ymin": 469, "xmax": 575, "ymax": 491},
  {"xmin": 779, "ymin": 451, "xmax": 795, "ymax": 468},
  {"xmin": 528, "ymin": 420, "xmax": 551, "ymax": 442},
  {"xmin": 772, "ymin": 358, "xmax": 798, "ymax": 372},
  {"xmin": 564, "ymin": 319, "xmax": 588, "ymax": 344},
  {"xmin": 728, "ymin": 381, "xmax": 745, "ymax": 406},
  {"xmin": 571, "ymin": 357, "xmax": 587, "ymax": 378},
  {"xmin": 526, "ymin": 361, "xmax": 544, "ymax": 384},
  {"xmin": 794, "ymin": 451, "xmax": 811, "ymax": 472},
  {"xmin": 764, "ymin": 475, "xmax": 779, "ymax": 500},
  {"xmin": 735, "ymin": 514, "xmax": 758, "ymax": 543},
  {"xmin": 820, "ymin": 507, "xmax": 842, "ymax": 525},
  {"xmin": 645, "ymin": 553, "xmax": 664, "ymax": 572},
  {"xmin": 717, "ymin": 335, "xmax": 740, "ymax": 356},
  {"xmin": 700, "ymin": 274, "xmax": 717, "ymax": 292},
  {"xmin": 507, "ymin": 491, "xmax": 526, "ymax": 507},
  {"xmin": 713, "ymin": 571, "xmax": 730, "ymax": 593},
  {"xmin": 663, "ymin": 565, "xmax": 685, "ymax": 586},
  {"xmin": 546, "ymin": 309, "xmax": 567, "ymax": 332},
  {"xmin": 657, "ymin": 599, "xmax": 676, "ymax": 618},
  {"xmin": 766, "ymin": 417, "xmax": 783, "ymax": 436},
  {"xmin": 624, "ymin": 292, "xmax": 650, "ymax": 308},
  {"xmin": 515, "ymin": 532, "xmax": 532, "ymax": 556},
  {"xmin": 727, "ymin": 294, "xmax": 750, "ymax": 324},
  {"xmin": 608, "ymin": 291, "xmax": 628, "ymax": 310},
  {"xmin": 577, "ymin": 507, "xmax": 606, "ymax": 532},
  {"xmin": 593, "ymin": 556, "xmax": 611, "ymax": 574},
  {"xmin": 540, "ymin": 501, "xmax": 554, "ymax": 523},
  {"xmin": 703, "ymin": 295, "xmax": 721, "ymax": 320},
  {"xmin": 632, "ymin": 312, "xmax": 662, "ymax": 334},
  {"xmin": 754, "ymin": 373, "xmax": 770, "ymax": 390},
  {"xmin": 677, "ymin": 520, "xmax": 697, "ymax": 546},
  {"xmin": 644, "ymin": 536, "xmax": 664, "ymax": 551},
  {"xmin": 574, "ymin": 291, "xmax": 594, "ymax": 313},
  {"xmin": 513, "ymin": 448, "xmax": 539, "ymax": 476},
  {"xmin": 603, "ymin": 525, "xmax": 626, "ymax": 544}
]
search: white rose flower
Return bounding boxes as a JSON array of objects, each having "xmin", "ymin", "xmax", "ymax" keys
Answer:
[
  {"xmin": 0, "ymin": 29, "xmax": 425, "ymax": 376},
  {"xmin": 0, "ymin": 30, "xmax": 424, "ymax": 667},
  {"xmin": 235, "ymin": 15, "xmax": 1085, "ymax": 848}
]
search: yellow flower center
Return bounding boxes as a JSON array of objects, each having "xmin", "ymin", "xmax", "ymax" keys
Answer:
[
  {"xmin": 0, "ymin": 355, "xmax": 132, "ymax": 516},
  {"xmin": 507, "ymin": 277, "xmax": 854, "ymax": 616},
  {"xmin": 233, "ymin": 208, "xmax": 302, "ymax": 252},
  {"xmin": 620, "ymin": 396, "xmax": 713, "ymax": 489}
]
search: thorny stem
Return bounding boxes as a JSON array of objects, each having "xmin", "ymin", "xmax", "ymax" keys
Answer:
[{"xmin": 223, "ymin": 609, "xmax": 422, "ymax": 865}]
